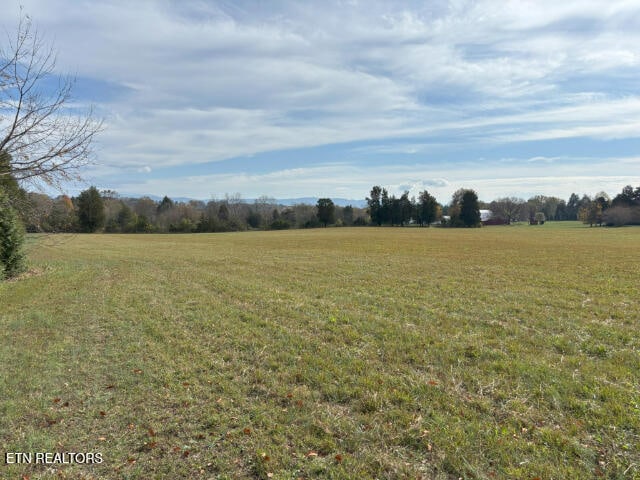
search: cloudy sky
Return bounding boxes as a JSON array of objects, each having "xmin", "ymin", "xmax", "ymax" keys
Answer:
[{"xmin": 5, "ymin": 0, "xmax": 640, "ymax": 203}]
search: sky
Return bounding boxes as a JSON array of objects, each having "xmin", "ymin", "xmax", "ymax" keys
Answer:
[{"xmin": 4, "ymin": 0, "xmax": 640, "ymax": 204}]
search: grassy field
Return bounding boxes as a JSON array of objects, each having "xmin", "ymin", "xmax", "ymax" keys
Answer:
[{"xmin": 1, "ymin": 224, "xmax": 639, "ymax": 479}]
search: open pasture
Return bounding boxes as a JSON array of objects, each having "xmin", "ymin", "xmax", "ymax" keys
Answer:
[{"xmin": 1, "ymin": 224, "xmax": 639, "ymax": 479}]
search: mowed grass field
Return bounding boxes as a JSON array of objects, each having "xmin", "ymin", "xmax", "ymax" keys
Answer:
[{"xmin": 1, "ymin": 224, "xmax": 639, "ymax": 479}]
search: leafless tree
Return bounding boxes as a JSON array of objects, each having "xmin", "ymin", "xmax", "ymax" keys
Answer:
[
  {"xmin": 0, "ymin": 13, "xmax": 102, "ymax": 189},
  {"xmin": 489, "ymin": 197, "xmax": 525, "ymax": 224},
  {"xmin": 224, "ymin": 192, "xmax": 245, "ymax": 221}
]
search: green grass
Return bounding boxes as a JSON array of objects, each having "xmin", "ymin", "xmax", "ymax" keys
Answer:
[{"xmin": 1, "ymin": 224, "xmax": 639, "ymax": 479}]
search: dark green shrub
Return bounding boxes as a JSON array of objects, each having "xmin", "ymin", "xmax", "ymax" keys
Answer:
[
  {"xmin": 270, "ymin": 219, "xmax": 290, "ymax": 230},
  {"xmin": 246, "ymin": 211, "xmax": 262, "ymax": 229},
  {"xmin": 0, "ymin": 191, "xmax": 26, "ymax": 279}
]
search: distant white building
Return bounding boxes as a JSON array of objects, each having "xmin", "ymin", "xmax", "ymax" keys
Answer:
[
  {"xmin": 480, "ymin": 210, "xmax": 493, "ymax": 222},
  {"xmin": 441, "ymin": 210, "xmax": 500, "ymax": 225}
]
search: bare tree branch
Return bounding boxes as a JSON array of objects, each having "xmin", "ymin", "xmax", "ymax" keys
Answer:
[{"xmin": 0, "ymin": 13, "xmax": 102, "ymax": 189}]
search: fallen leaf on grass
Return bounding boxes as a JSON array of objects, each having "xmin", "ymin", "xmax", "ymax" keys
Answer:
[
  {"xmin": 243, "ymin": 428, "xmax": 252, "ymax": 435},
  {"xmin": 428, "ymin": 380, "xmax": 438, "ymax": 386},
  {"xmin": 334, "ymin": 454, "xmax": 343, "ymax": 463}
]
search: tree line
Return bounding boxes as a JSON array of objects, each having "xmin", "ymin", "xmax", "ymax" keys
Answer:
[
  {"xmin": 487, "ymin": 190, "xmax": 640, "ymax": 226},
  {"xmin": 459, "ymin": 188, "xmax": 640, "ymax": 227},
  {"xmin": 365, "ymin": 185, "xmax": 640, "ymax": 228},
  {"xmin": 14, "ymin": 188, "xmax": 369, "ymax": 234},
  {"xmin": 5, "ymin": 182, "xmax": 639, "ymax": 236},
  {"xmin": 2, "ymin": 177, "xmax": 640, "ymax": 279}
]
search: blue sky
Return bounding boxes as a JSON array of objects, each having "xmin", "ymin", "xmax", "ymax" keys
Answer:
[{"xmin": 5, "ymin": 0, "xmax": 640, "ymax": 203}]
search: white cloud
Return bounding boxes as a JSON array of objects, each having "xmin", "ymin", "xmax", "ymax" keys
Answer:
[
  {"xmin": 3, "ymin": 0, "xmax": 640, "ymax": 197},
  {"xmin": 104, "ymin": 155, "xmax": 639, "ymax": 203}
]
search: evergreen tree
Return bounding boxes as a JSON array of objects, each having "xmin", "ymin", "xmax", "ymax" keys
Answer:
[
  {"xmin": 555, "ymin": 200, "xmax": 567, "ymax": 220},
  {"xmin": 157, "ymin": 195, "xmax": 175, "ymax": 214},
  {"xmin": 316, "ymin": 198, "xmax": 335, "ymax": 227},
  {"xmin": 398, "ymin": 191, "xmax": 412, "ymax": 226},
  {"xmin": 117, "ymin": 203, "xmax": 137, "ymax": 232},
  {"xmin": 447, "ymin": 188, "xmax": 467, "ymax": 222},
  {"xmin": 417, "ymin": 190, "xmax": 438, "ymax": 226},
  {"xmin": 460, "ymin": 190, "xmax": 481, "ymax": 227},
  {"xmin": 246, "ymin": 210, "xmax": 262, "ymax": 229},
  {"xmin": 390, "ymin": 195, "xmax": 401, "ymax": 226},
  {"xmin": 0, "ymin": 190, "xmax": 26, "ymax": 279},
  {"xmin": 77, "ymin": 186, "xmax": 105, "ymax": 232},
  {"xmin": 342, "ymin": 205, "xmax": 354, "ymax": 225},
  {"xmin": 611, "ymin": 185, "xmax": 640, "ymax": 208},
  {"xmin": 0, "ymin": 151, "xmax": 28, "ymax": 213},
  {"xmin": 380, "ymin": 188, "xmax": 391, "ymax": 225},
  {"xmin": 566, "ymin": 193, "xmax": 580, "ymax": 220},
  {"xmin": 366, "ymin": 186, "xmax": 383, "ymax": 225}
]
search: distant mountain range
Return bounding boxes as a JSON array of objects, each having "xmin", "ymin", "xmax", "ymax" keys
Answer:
[
  {"xmin": 129, "ymin": 194, "xmax": 367, "ymax": 208},
  {"xmin": 273, "ymin": 197, "xmax": 367, "ymax": 208}
]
